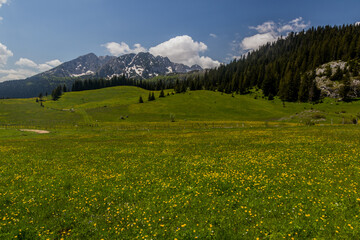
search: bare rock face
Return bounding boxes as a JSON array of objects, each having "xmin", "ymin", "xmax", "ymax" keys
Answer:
[{"xmin": 315, "ymin": 61, "xmax": 360, "ymax": 99}]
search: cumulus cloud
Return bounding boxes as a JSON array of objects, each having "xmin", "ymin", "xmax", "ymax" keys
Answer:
[
  {"xmin": 102, "ymin": 42, "xmax": 146, "ymax": 56},
  {"xmin": 15, "ymin": 58, "xmax": 38, "ymax": 68},
  {"xmin": 38, "ymin": 59, "xmax": 63, "ymax": 72},
  {"xmin": 0, "ymin": 42, "xmax": 13, "ymax": 66},
  {"xmin": 240, "ymin": 17, "xmax": 310, "ymax": 52},
  {"xmin": 250, "ymin": 21, "xmax": 276, "ymax": 33},
  {"xmin": 0, "ymin": 68, "xmax": 38, "ymax": 82},
  {"xmin": 0, "ymin": 58, "xmax": 62, "ymax": 82},
  {"xmin": 149, "ymin": 35, "xmax": 220, "ymax": 68},
  {"xmin": 15, "ymin": 57, "xmax": 62, "ymax": 72},
  {"xmin": 241, "ymin": 33, "xmax": 278, "ymax": 52},
  {"xmin": 356, "ymin": 22, "xmax": 360, "ymax": 26}
]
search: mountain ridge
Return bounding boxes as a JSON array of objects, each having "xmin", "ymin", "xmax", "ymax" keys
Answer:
[{"xmin": 0, "ymin": 52, "xmax": 203, "ymax": 98}]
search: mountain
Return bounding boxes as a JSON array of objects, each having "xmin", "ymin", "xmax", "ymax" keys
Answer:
[
  {"xmin": 0, "ymin": 52, "xmax": 202, "ymax": 98},
  {"xmin": 96, "ymin": 52, "xmax": 202, "ymax": 79},
  {"xmin": 33, "ymin": 53, "xmax": 116, "ymax": 79}
]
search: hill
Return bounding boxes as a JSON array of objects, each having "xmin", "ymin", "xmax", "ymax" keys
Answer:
[{"xmin": 1, "ymin": 86, "xmax": 360, "ymax": 128}]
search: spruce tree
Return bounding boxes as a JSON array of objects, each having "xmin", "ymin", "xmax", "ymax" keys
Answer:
[
  {"xmin": 159, "ymin": 89, "xmax": 165, "ymax": 98},
  {"xmin": 340, "ymin": 73, "xmax": 351, "ymax": 101},
  {"xmin": 139, "ymin": 96, "xmax": 144, "ymax": 103}
]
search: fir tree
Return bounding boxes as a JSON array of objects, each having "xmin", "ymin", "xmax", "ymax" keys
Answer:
[{"xmin": 340, "ymin": 73, "xmax": 351, "ymax": 101}]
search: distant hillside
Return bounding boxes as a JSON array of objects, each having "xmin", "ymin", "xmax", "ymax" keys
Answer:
[{"xmin": 0, "ymin": 52, "xmax": 202, "ymax": 98}]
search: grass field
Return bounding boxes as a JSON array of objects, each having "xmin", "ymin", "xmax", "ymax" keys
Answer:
[{"xmin": 1, "ymin": 87, "xmax": 360, "ymax": 239}]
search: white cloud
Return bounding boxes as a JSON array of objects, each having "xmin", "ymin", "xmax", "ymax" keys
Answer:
[
  {"xmin": 250, "ymin": 21, "xmax": 276, "ymax": 33},
  {"xmin": 0, "ymin": 68, "xmax": 38, "ymax": 82},
  {"xmin": 356, "ymin": 22, "xmax": 360, "ymax": 26},
  {"xmin": 241, "ymin": 33, "xmax": 278, "ymax": 52},
  {"xmin": 0, "ymin": 58, "xmax": 63, "ymax": 82},
  {"xmin": 102, "ymin": 42, "xmax": 146, "ymax": 56},
  {"xmin": 210, "ymin": 33, "xmax": 217, "ymax": 38},
  {"xmin": 38, "ymin": 59, "xmax": 63, "ymax": 72},
  {"xmin": 0, "ymin": 42, "xmax": 13, "ymax": 66},
  {"xmin": 0, "ymin": 16, "xmax": 3, "ymax": 21},
  {"xmin": 149, "ymin": 35, "xmax": 220, "ymax": 68},
  {"xmin": 240, "ymin": 17, "xmax": 310, "ymax": 52},
  {"xmin": 45, "ymin": 59, "xmax": 62, "ymax": 67},
  {"xmin": 15, "ymin": 58, "xmax": 38, "ymax": 68},
  {"xmin": 0, "ymin": 0, "xmax": 7, "ymax": 8},
  {"xmin": 15, "ymin": 57, "xmax": 62, "ymax": 72}
]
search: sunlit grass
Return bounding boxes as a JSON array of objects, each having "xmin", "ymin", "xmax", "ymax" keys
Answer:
[
  {"xmin": 0, "ymin": 125, "xmax": 360, "ymax": 239},
  {"xmin": 1, "ymin": 86, "xmax": 360, "ymax": 238}
]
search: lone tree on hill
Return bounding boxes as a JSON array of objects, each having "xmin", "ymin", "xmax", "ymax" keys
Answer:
[{"xmin": 139, "ymin": 96, "xmax": 144, "ymax": 103}]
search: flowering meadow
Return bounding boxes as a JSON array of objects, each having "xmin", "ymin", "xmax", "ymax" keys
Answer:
[{"xmin": 0, "ymin": 124, "xmax": 360, "ymax": 239}]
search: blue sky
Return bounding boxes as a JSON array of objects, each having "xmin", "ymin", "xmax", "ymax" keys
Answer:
[{"xmin": 0, "ymin": 0, "xmax": 360, "ymax": 81}]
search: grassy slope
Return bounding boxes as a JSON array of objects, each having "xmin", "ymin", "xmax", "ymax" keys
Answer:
[{"xmin": 1, "ymin": 86, "xmax": 360, "ymax": 127}]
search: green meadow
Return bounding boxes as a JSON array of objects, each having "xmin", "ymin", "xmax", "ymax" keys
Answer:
[{"xmin": 1, "ymin": 86, "xmax": 360, "ymax": 239}]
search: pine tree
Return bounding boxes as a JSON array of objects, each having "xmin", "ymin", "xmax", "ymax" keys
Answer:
[
  {"xmin": 331, "ymin": 66, "xmax": 343, "ymax": 81},
  {"xmin": 159, "ymin": 89, "xmax": 165, "ymax": 98},
  {"xmin": 340, "ymin": 73, "xmax": 351, "ymax": 101},
  {"xmin": 298, "ymin": 73, "xmax": 311, "ymax": 102},
  {"xmin": 139, "ymin": 96, "xmax": 144, "ymax": 103}
]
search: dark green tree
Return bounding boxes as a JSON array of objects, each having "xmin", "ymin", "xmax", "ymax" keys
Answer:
[
  {"xmin": 340, "ymin": 73, "xmax": 351, "ymax": 101},
  {"xmin": 325, "ymin": 64, "xmax": 332, "ymax": 78},
  {"xmin": 331, "ymin": 66, "xmax": 343, "ymax": 81},
  {"xmin": 51, "ymin": 85, "xmax": 63, "ymax": 101}
]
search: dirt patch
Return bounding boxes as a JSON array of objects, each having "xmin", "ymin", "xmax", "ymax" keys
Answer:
[{"xmin": 20, "ymin": 129, "xmax": 50, "ymax": 134}]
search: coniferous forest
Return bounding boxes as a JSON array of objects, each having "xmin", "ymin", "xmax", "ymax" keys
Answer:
[{"xmin": 203, "ymin": 24, "xmax": 360, "ymax": 102}]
